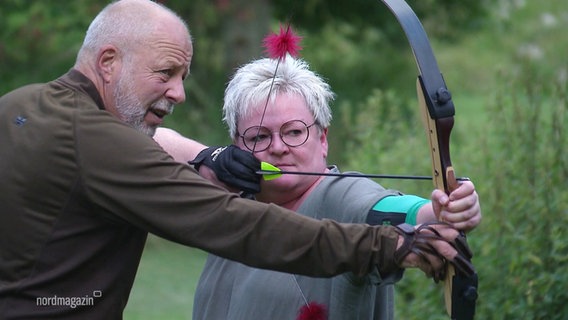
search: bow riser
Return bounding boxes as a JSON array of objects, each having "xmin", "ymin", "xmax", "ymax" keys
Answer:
[
  {"xmin": 417, "ymin": 78, "xmax": 457, "ymax": 194},
  {"xmin": 418, "ymin": 78, "xmax": 475, "ymax": 319}
]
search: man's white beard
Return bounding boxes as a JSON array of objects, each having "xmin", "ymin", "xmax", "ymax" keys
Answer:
[
  {"xmin": 113, "ymin": 75, "xmax": 153, "ymax": 136},
  {"xmin": 112, "ymin": 70, "xmax": 173, "ymax": 137}
]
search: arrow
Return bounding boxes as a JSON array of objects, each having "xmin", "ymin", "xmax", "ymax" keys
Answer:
[{"xmin": 258, "ymin": 162, "xmax": 470, "ymax": 182}]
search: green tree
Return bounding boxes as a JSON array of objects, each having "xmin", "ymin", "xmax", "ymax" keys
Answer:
[{"xmin": 0, "ymin": 0, "xmax": 105, "ymax": 92}]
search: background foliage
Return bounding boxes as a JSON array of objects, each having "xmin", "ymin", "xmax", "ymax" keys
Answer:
[{"xmin": 1, "ymin": 0, "xmax": 567, "ymax": 319}]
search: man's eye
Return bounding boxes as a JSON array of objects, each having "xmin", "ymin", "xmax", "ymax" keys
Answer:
[{"xmin": 159, "ymin": 69, "xmax": 173, "ymax": 77}]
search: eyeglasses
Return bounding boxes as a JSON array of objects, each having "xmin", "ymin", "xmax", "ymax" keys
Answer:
[{"xmin": 239, "ymin": 119, "xmax": 317, "ymax": 152}]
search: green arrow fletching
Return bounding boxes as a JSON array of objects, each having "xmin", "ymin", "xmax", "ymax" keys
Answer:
[{"xmin": 260, "ymin": 162, "xmax": 282, "ymax": 180}]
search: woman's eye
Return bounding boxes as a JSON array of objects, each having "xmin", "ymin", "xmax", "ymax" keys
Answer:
[
  {"xmin": 284, "ymin": 129, "xmax": 303, "ymax": 137},
  {"xmin": 247, "ymin": 134, "xmax": 269, "ymax": 143}
]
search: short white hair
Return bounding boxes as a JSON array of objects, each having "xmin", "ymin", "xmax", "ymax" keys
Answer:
[{"xmin": 223, "ymin": 55, "xmax": 335, "ymax": 138}]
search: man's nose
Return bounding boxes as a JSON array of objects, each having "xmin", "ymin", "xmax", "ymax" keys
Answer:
[{"xmin": 165, "ymin": 77, "xmax": 186, "ymax": 104}]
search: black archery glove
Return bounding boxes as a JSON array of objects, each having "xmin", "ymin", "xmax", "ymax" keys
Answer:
[{"xmin": 189, "ymin": 145, "xmax": 261, "ymax": 194}]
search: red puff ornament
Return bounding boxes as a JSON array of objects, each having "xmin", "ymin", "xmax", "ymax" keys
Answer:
[
  {"xmin": 296, "ymin": 302, "xmax": 328, "ymax": 320},
  {"xmin": 263, "ymin": 24, "xmax": 303, "ymax": 60}
]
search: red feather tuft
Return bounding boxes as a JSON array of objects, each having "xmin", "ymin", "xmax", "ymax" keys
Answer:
[
  {"xmin": 296, "ymin": 302, "xmax": 328, "ymax": 320},
  {"xmin": 263, "ymin": 24, "xmax": 303, "ymax": 60}
]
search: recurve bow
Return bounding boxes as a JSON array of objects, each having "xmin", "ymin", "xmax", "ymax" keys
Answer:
[{"xmin": 379, "ymin": 0, "xmax": 479, "ymax": 318}]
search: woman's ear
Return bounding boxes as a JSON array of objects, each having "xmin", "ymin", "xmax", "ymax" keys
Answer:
[{"xmin": 320, "ymin": 127, "xmax": 329, "ymax": 159}]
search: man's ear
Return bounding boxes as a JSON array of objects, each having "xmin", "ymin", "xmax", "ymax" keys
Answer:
[{"xmin": 97, "ymin": 45, "xmax": 119, "ymax": 83}]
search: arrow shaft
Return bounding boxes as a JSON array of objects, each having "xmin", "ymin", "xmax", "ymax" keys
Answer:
[{"xmin": 256, "ymin": 170, "xmax": 470, "ymax": 181}]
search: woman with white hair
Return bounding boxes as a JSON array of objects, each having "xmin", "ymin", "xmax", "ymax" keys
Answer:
[{"xmin": 187, "ymin": 56, "xmax": 481, "ymax": 320}]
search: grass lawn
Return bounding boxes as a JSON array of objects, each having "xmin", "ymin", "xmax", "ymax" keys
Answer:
[{"xmin": 124, "ymin": 235, "xmax": 207, "ymax": 319}]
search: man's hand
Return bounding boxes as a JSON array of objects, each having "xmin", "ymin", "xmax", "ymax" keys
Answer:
[
  {"xmin": 393, "ymin": 222, "xmax": 475, "ymax": 282},
  {"xmin": 431, "ymin": 181, "xmax": 481, "ymax": 232},
  {"xmin": 189, "ymin": 145, "xmax": 261, "ymax": 194}
]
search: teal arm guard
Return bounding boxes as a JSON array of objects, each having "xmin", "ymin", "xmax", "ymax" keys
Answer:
[{"xmin": 366, "ymin": 195, "xmax": 430, "ymax": 226}]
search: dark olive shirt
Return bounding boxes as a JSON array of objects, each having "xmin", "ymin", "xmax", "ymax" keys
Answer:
[{"xmin": 0, "ymin": 70, "xmax": 400, "ymax": 319}]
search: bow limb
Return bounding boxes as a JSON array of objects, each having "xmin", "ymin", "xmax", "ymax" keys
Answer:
[{"xmin": 380, "ymin": 0, "xmax": 478, "ymax": 319}]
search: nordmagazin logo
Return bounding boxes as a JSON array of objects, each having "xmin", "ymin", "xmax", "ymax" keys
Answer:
[{"xmin": 36, "ymin": 290, "xmax": 102, "ymax": 309}]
